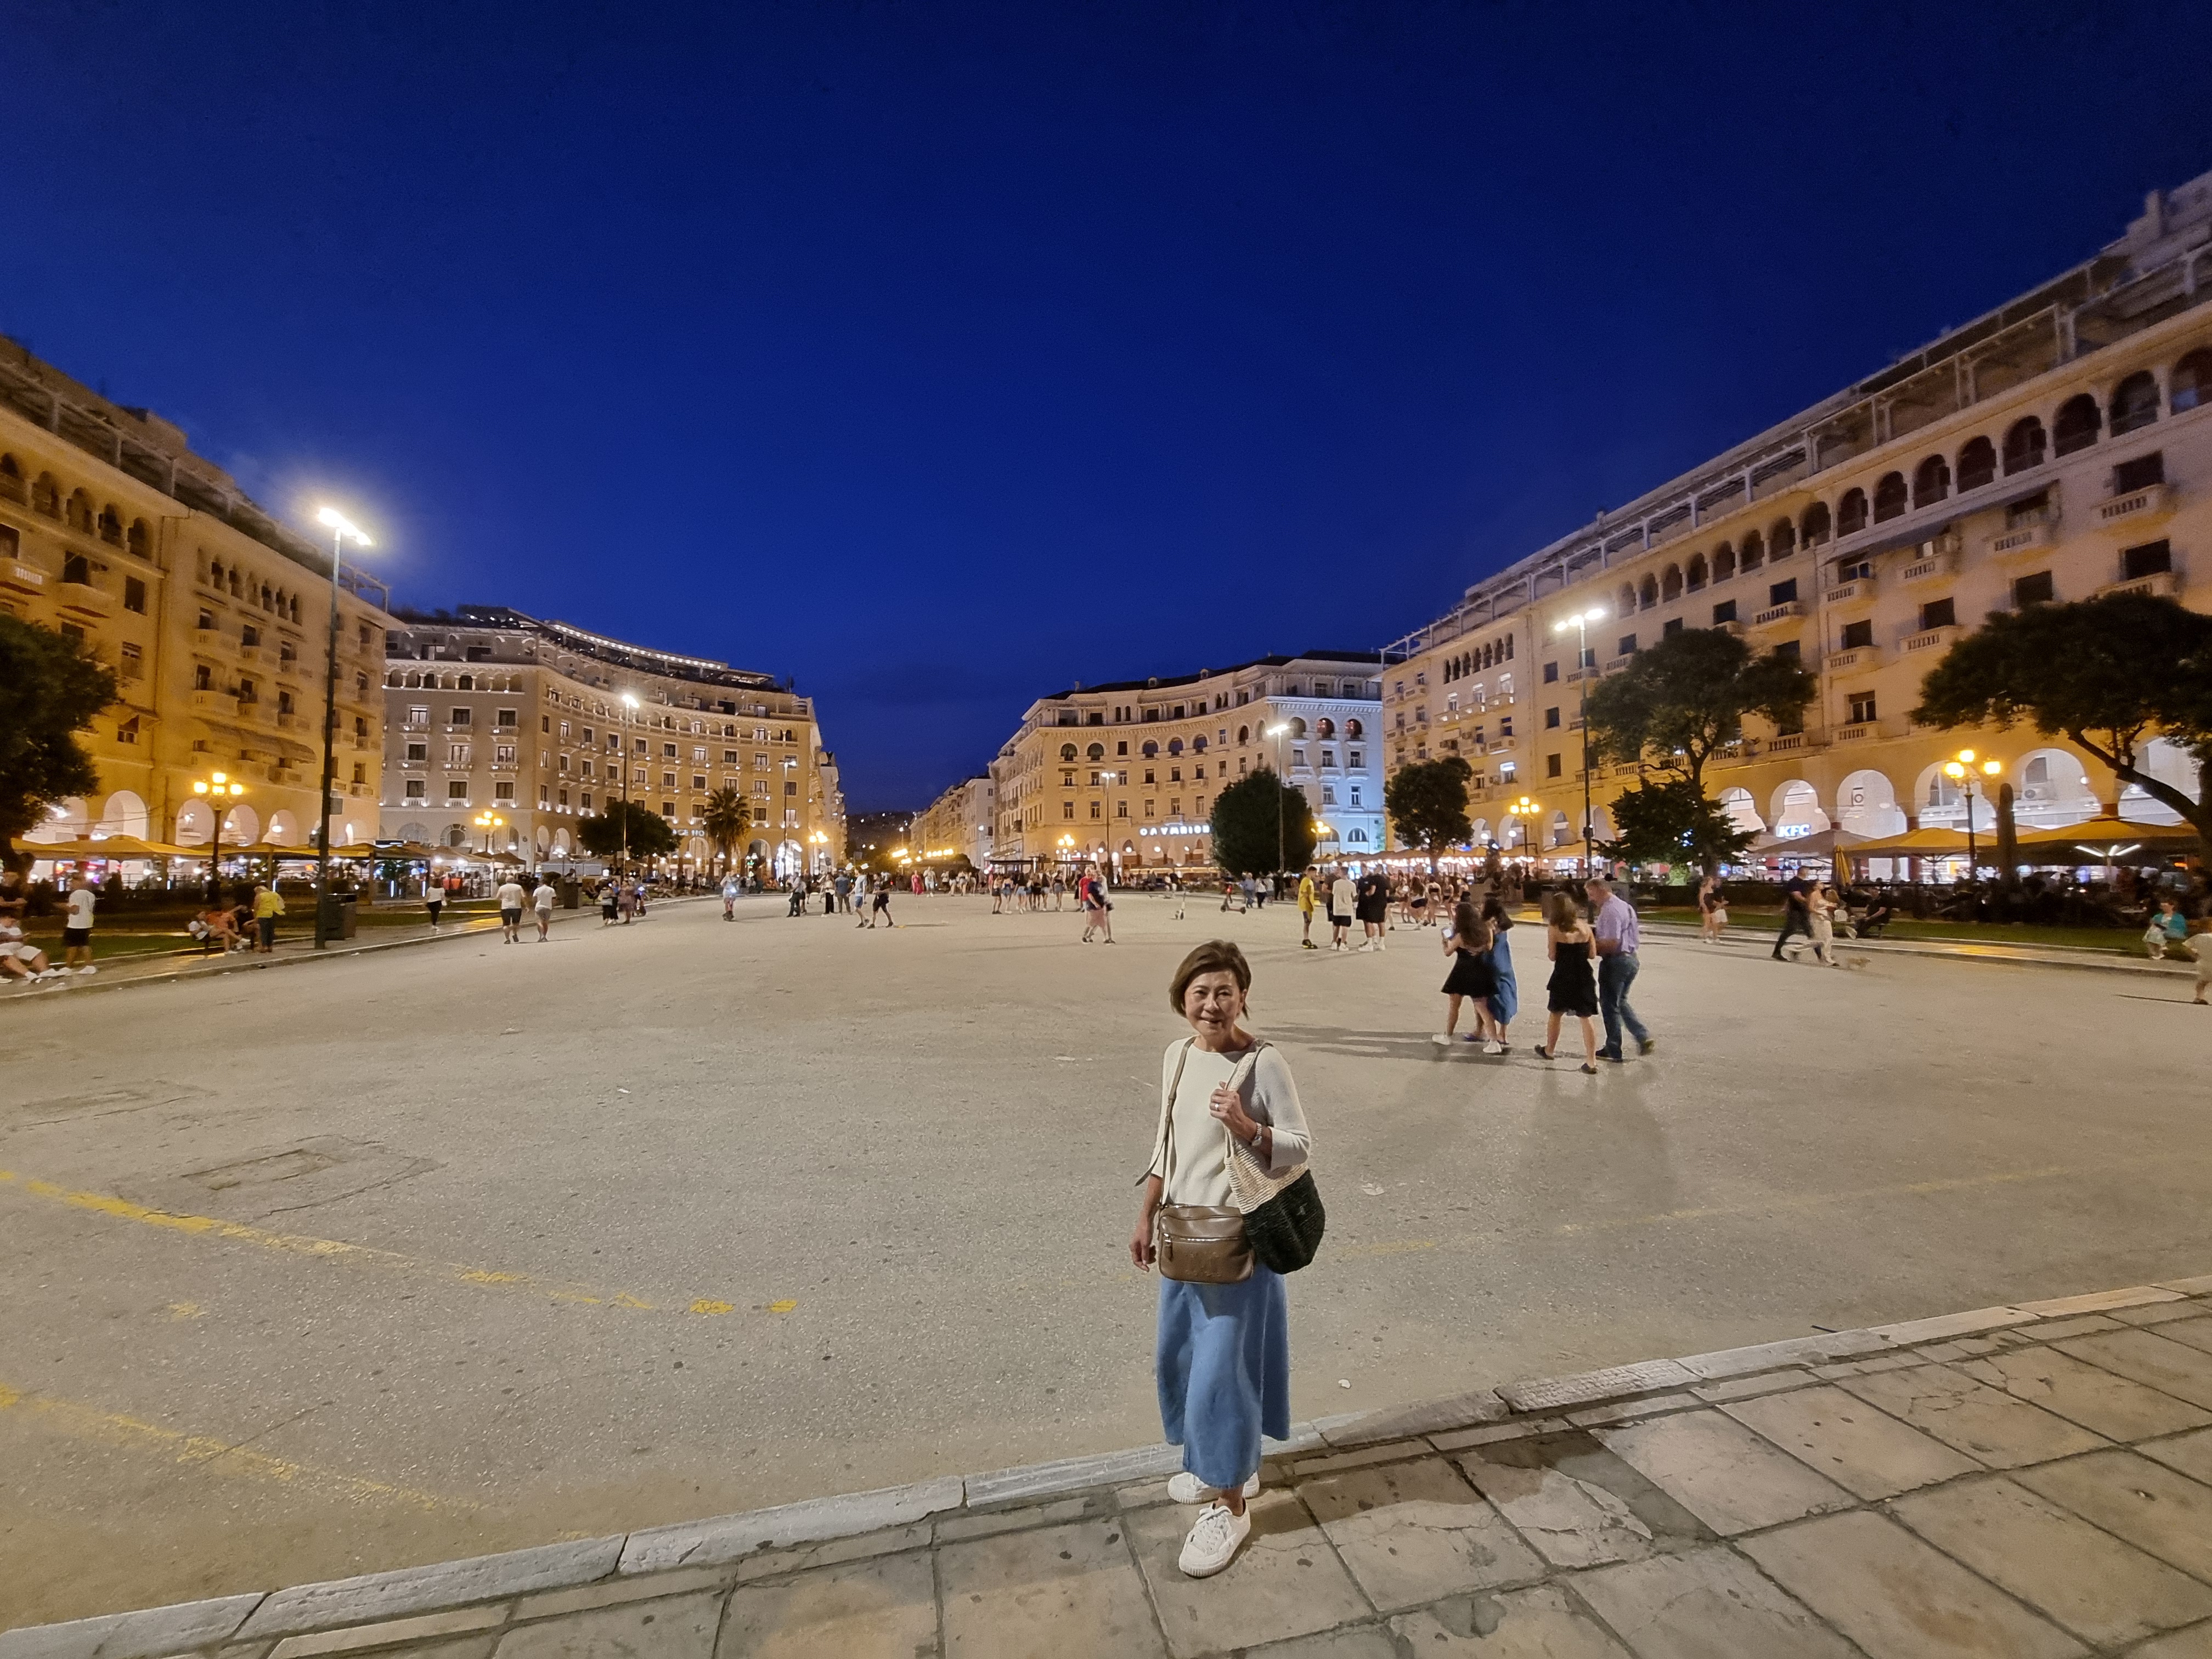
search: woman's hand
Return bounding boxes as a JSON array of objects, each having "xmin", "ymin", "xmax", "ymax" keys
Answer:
[
  {"xmin": 1130, "ymin": 1204, "xmax": 1158, "ymax": 1271},
  {"xmin": 1209, "ymin": 1081, "xmax": 1259, "ymax": 1144}
]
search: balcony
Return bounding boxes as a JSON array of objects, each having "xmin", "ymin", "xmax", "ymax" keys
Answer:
[
  {"xmin": 1900, "ymin": 551, "xmax": 1957, "ymax": 583},
  {"xmin": 58, "ymin": 579, "xmax": 114, "ymax": 619},
  {"xmin": 1989, "ymin": 521, "xmax": 2055, "ymax": 560},
  {"xmin": 2094, "ymin": 482, "xmax": 2174, "ymax": 528},
  {"xmin": 189, "ymin": 689, "xmax": 238, "ymax": 715},
  {"xmin": 1602, "ymin": 655, "xmax": 1634, "ymax": 675},
  {"xmin": 1762, "ymin": 730, "xmax": 1825, "ymax": 754},
  {"xmin": 1, "ymin": 558, "xmax": 44, "ymax": 595},
  {"xmin": 1712, "ymin": 619, "xmax": 1745, "ymax": 638},
  {"xmin": 1487, "ymin": 740, "xmax": 1514, "ymax": 755},
  {"xmin": 1751, "ymin": 600, "xmax": 1806, "ymax": 629},
  {"xmin": 1835, "ymin": 723, "xmax": 1874, "ymax": 743},
  {"xmin": 1903, "ymin": 625, "xmax": 1960, "ymax": 654},
  {"xmin": 1824, "ymin": 577, "xmax": 1875, "ymax": 606},
  {"xmin": 2096, "ymin": 570, "xmax": 2180, "ymax": 601},
  {"xmin": 1824, "ymin": 646, "xmax": 1882, "ymax": 673}
]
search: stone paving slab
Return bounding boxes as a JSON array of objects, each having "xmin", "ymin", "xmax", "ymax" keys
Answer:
[{"xmin": 12, "ymin": 1276, "xmax": 2212, "ymax": 1659}]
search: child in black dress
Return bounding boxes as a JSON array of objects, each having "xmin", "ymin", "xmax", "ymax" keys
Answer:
[
  {"xmin": 1537, "ymin": 890, "xmax": 1601, "ymax": 1074},
  {"xmin": 1433, "ymin": 898, "xmax": 1497, "ymax": 1047}
]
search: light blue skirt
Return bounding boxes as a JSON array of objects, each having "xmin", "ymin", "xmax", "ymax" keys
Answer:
[
  {"xmin": 1156, "ymin": 1266, "xmax": 1291, "ymax": 1489},
  {"xmin": 1487, "ymin": 933, "xmax": 1519, "ymax": 1026}
]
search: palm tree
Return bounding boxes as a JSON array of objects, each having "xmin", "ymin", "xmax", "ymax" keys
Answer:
[{"xmin": 702, "ymin": 787, "xmax": 748, "ymax": 877}]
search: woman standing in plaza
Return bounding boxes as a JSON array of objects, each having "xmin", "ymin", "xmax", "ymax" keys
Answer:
[
  {"xmin": 1696, "ymin": 873, "xmax": 1726, "ymax": 944},
  {"xmin": 1536, "ymin": 892, "xmax": 1600, "ymax": 1073},
  {"xmin": 1480, "ymin": 893, "xmax": 1518, "ymax": 1054},
  {"xmin": 1131, "ymin": 940, "xmax": 1310, "ymax": 1579},
  {"xmin": 1432, "ymin": 898, "xmax": 1496, "ymax": 1046}
]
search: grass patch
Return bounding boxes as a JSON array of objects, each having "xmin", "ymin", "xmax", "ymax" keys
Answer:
[{"xmin": 1635, "ymin": 904, "xmax": 2146, "ymax": 955}]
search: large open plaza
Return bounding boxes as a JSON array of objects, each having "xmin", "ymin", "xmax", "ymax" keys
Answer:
[{"xmin": 3, "ymin": 894, "xmax": 2207, "ymax": 1628}]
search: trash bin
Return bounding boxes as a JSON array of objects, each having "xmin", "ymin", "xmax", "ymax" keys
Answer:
[
  {"xmin": 557, "ymin": 877, "xmax": 581, "ymax": 910},
  {"xmin": 319, "ymin": 892, "xmax": 358, "ymax": 940}
]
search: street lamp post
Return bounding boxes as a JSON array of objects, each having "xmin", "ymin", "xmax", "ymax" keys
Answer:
[
  {"xmin": 1942, "ymin": 749, "xmax": 2004, "ymax": 885},
  {"xmin": 312, "ymin": 507, "xmax": 371, "ymax": 949},
  {"xmin": 1509, "ymin": 793, "xmax": 1541, "ymax": 862},
  {"xmin": 473, "ymin": 811, "xmax": 506, "ymax": 858},
  {"xmin": 618, "ymin": 692, "xmax": 639, "ymax": 883},
  {"xmin": 191, "ymin": 772, "xmax": 246, "ymax": 902},
  {"xmin": 1265, "ymin": 721, "xmax": 1293, "ymax": 876},
  {"xmin": 1549, "ymin": 606, "xmax": 1608, "ymax": 880}
]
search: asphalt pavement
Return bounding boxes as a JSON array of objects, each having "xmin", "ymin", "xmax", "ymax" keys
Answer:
[{"xmin": 2, "ymin": 889, "xmax": 2207, "ymax": 1626}]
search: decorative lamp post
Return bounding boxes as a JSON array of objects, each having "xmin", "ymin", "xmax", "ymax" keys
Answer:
[
  {"xmin": 191, "ymin": 772, "xmax": 247, "ymax": 902},
  {"xmin": 473, "ymin": 811, "xmax": 505, "ymax": 857},
  {"xmin": 1942, "ymin": 749, "xmax": 2004, "ymax": 882},
  {"xmin": 1549, "ymin": 606, "xmax": 1609, "ymax": 879},
  {"xmin": 808, "ymin": 828, "xmax": 829, "ymax": 875},
  {"xmin": 1264, "ymin": 721, "xmax": 1293, "ymax": 874},
  {"xmin": 1509, "ymin": 793, "xmax": 1541, "ymax": 857},
  {"xmin": 618, "ymin": 692, "xmax": 639, "ymax": 882},
  {"xmin": 312, "ymin": 507, "xmax": 371, "ymax": 949}
]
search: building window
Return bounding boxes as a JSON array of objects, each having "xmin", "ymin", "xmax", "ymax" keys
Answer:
[
  {"xmin": 2013, "ymin": 571, "xmax": 2055, "ymax": 607},
  {"xmin": 1089, "ymin": 800, "xmax": 1102, "ymax": 819},
  {"xmin": 692, "ymin": 775, "xmax": 707, "ymax": 791},
  {"xmin": 1116, "ymin": 801, "xmax": 1129, "ymax": 817},
  {"xmin": 1769, "ymin": 579, "xmax": 1798, "ymax": 605},
  {"xmin": 2053, "ymin": 393, "xmax": 2101, "ymax": 456},
  {"xmin": 1321, "ymin": 785, "xmax": 1335, "ymax": 804},
  {"xmin": 580, "ymin": 792, "xmax": 593, "ymax": 810},
  {"xmin": 2123, "ymin": 539, "xmax": 2172, "ymax": 579},
  {"xmin": 448, "ymin": 743, "xmax": 470, "ymax": 764},
  {"xmin": 1541, "ymin": 662, "xmax": 1560, "ymax": 686},
  {"xmin": 2113, "ymin": 452, "xmax": 2165, "ymax": 493},
  {"xmin": 1840, "ymin": 619, "xmax": 1874, "ymax": 649},
  {"xmin": 405, "ymin": 779, "xmax": 426, "ymax": 799},
  {"xmin": 1544, "ymin": 706, "xmax": 1560, "ymax": 729},
  {"xmin": 1848, "ymin": 692, "xmax": 1877, "ymax": 725},
  {"xmin": 123, "ymin": 577, "xmax": 146, "ymax": 613},
  {"xmin": 1615, "ymin": 634, "xmax": 1636, "ymax": 657},
  {"xmin": 119, "ymin": 641, "xmax": 143, "ymax": 679},
  {"xmin": 447, "ymin": 782, "xmax": 469, "ymax": 801},
  {"xmin": 116, "ymin": 715, "xmax": 139, "ymax": 743},
  {"xmin": 1920, "ymin": 597, "xmax": 1957, "ymax": 631},
  {"xmin": 494, "ymin": 782, "xmax": 516, "ymax": 802},
  {"xmin": 450, "ymin": 708, "xmax": 471, "ymax": 725}
]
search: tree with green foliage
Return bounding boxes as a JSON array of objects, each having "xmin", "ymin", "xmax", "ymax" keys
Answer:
[
  {"xmin": 1598, "ymin": 777, "xmax": 1755, "ymax": 872},
  {"xmin": 701, "ymin": 786, "xmax": 749, "ymax": 873},
  {"xmin": 0, "ymin": 614, "xmax": 119, "ymax": 872},
  {"xmin": 1384, "ymin": 755, "xmax": 1473, "ymax": 866},
  {"xmin": 1583, "ymin": 627, "xmax": 1816, "ymax": 794},
  {"xmin": 1913, "ymin": 590, "xmax": 2212, "ymax": 848},
  {"xmin": 576, "ymin": 798, "xmax": 677, "ymax": 872},
  {"xmin": 1210, "ymin": 770, "xmax": 1316, "ymax": 876}
]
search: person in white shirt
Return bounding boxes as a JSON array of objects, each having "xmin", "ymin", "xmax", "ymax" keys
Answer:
[
  {"xmin": 495, "ymin": 877, "xmax": 527, "ymax": 943},
  {"xmin": 0, "ymin": 916, "xmax": 55, "ymax": 981},
  {"xmin": 531, "ymin": 878, "xmax": 557, "ymax": 942},
  {"xmin": 721, "ymin": 872, "xmax": 741, "ymax": 921},
  {"xmin": 62, "ymin": 874, "xmax": 98, "ymax": 974}
]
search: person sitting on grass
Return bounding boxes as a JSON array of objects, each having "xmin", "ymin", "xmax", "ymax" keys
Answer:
[{"xmin": 0, "ymin": 916, "xmax": 57, "ymax": 981}]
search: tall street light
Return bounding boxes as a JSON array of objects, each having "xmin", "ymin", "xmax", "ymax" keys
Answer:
[
  {"xmin": 1509, "ymin": 793, "xmax": 1542, "ymax": 859},
  {"xmin": 191, "ymin": 771, "xmax": 246, "ymax": 902},
  {"xmin": 473, "ymin": 811, "xmax": 506, "ymax": 858},
  {"xmin": 1943, "ymin": 748, "xmax": 2004, "ymax": 883},
  {"xmin": 1549, "ymin": 606, "xmax": 1609, "ymax": 879},
  {"xmin": 1265, "ymin": 721, "xmax": 1292, "ymax": 875},
  {"xmin": 313, "ymin": 507, "xmax": 372, "ymax": 949},
  {"xmin": 618, "ymin": 691, "xmax": 640, "ymax": 883}
]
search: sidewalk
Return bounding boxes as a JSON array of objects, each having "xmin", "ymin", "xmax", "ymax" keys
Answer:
[
  {"xmin": 0, "ymin": 895, "xmax": 720, "ymax": 1003},
  {"xmin": 12, "ymin": 1274, "xmax": 2212, "ymax": 1658},
  {"xmin": 1638, "ymin": 916, "xmax": 2200, "ymax": 980}
]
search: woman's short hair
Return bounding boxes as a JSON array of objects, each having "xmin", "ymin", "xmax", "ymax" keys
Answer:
[
  {"xmin": 1544, "ymin": 891, "xmax": 1580, "ymax": 930},
  {"xmin": 1170, "ymin": 939, "xmax": 1251, "ymax": 1012}
]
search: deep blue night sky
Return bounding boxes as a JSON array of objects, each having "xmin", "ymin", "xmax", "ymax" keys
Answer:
[{"xmin": 9, "ymin": 3, "xmax": 2210, "ymax": 808}]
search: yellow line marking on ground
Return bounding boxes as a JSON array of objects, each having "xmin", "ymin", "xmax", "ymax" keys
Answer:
[
  {"xmin": 0, "ymin": 1168, "xmax": 794, "ymax": 1319},
  {"xmin": 0, "ymin": 1380, "xmax": 477, "ymax": 1513}
]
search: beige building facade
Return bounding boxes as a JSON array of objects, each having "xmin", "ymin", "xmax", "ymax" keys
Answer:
[
  {"xmin": 985, "ymin": 653, "xmax": 1384, "ymax": 871},
  {"xmin": 912, "ymin": 774, "xmax": 995, "ymax": 871},
  {"xmin": 1, "ymin": 343, "xmax": 388, "ymax": 861},
  {"xmin": 379, "ymin": 607, "xmax": 844, "ymax": 874},
  {"xmin": 1385, "ymin": 173, "xmax": 2212, "ymax": 860}
]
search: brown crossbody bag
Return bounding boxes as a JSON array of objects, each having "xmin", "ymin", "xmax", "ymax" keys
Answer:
[{"xmin": 1151, "ymin": 1040, "xmax": 1259, "ymax": 1284}]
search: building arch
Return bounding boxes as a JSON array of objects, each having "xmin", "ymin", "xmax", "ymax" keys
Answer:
[
  {"xmin": 65, "ymin": 487, "xmax": 94, "ymax": 531},
  {"xmin": 222, "ymin": 804, "xmax": 259, "ymax": 845},
  {"xmin": 1768, "ymin": 780, "xmax": 1831, "ymax": 838},
  {"xmin": 1141, "ymin": 740, "xmax": 1159, "ymax": 758},
  {"xmin": 1871, "ymin": 472, "xmax": 1908, "ymax": 523},
  {"xmin": 1957, "ymin": 435, "xmax": 1997, "ymax": 492},
  {"xmin": 1345, "ymin": 718, "xmax": 1363, "ymax": 738},
  {"xmin": 1769, "ymin": 517, "xmax": 1797, "ymax": 558},
  {"xmin": 552, "ymin": 829, "xmax": 572, "ymax": 856},
  {"xmin": 266, "ymin": 809, "xmax": 303, "ymax": 845},
  {"xmin": 396, "ymin": 821, "xmax": 431, "ymax": 843},
  {"xmin": 1469, "ymin": 817, "xmax": 1489, "ymax": 844},
  {"xmin": 1661, "ymin": 564, "xmax": 1683, "ymax": 601},
  {"xmin": 1288, "ymin": 717, "xmax": 1307, "ymax": 738},
  {"xmin": 1712, "ymin": 541, "xmax": 1737, "ymax": 582},
  {"xmin": 1638, "ymin": 574, "xmax": 1658, "ymax": 610},
  {"xmin": 2012, "ymin": 747, "xmax": 2098, "ymax": 828},
  {"xmin": 1718, "ymin": 786, "xmax": 1764, "ymax": 836},
  {"xmin": 174, "ymin": 799, "xmax": 215, "ymax": 844},
  {"xmin": 1834, "ymin": 770, "xmax": 1906, "ymax": 839},
  {"xmin": 2117, "ymin": 736, "xmax": 2202, "ymax": 825},
  {"xmin": 2171, "ymin": 347, "xmax": 2212, "ymax": 413},
  {"xmin": 2109, "ymin": 370, "xmax": 2160, "ymax": 436},
  {"xmin": 1192, "ymin": 735, "xmax": 1207, "ymax": 751},
  {"xmin": 1912, "ymin": 454, "xmax": 1949, "ymax": 508},
  {"xmin": 97, "ymin": 504, "xmax": 123, "ymax": 544},
  {"xmin": 2053, "ymin": 392, "xmax": 2101, "ymax": 456},
  {"xmin": 1236, "ymin": 725, "xmax": 1249, "ymax": 744},
  {"xmin": 1617, "ymin": 582, "xmax": 1636, "ymax": 616},
  {"xmin": 1739, "ymin": 530, "xmax": 1765, "ymax": 572},
  {"xmin": 1686, "ymin": 552, "xmax": 1708, "ymax": 590},
  {"xmin": 1059, "ymin": 742, "xmax": 1077, "ymax": 761},
  {"xmin": 2003, "ymin": 415, "xmax": 2046, "ymax": 474},
  {"xmin": 1914, "ymin": 762, "xmax": 1995, "ymax": 831},
  {"xmin": 97, "ymin": 790, "xmax": 149, "ymax": 839},
  {"xmin": 32, "ymin": 795, "xmax": 91, "ymax": 841},
  {"xmin": 1086, "ymin": 741, "xmax": 1104, "ymax": 760},
  {"xmin": 1800, "ymin": 500, "xmax": 1831, "ymax": 546},
  {"xmin": 1549, "ymin": 810, "xmax": 1573, "ymax": 848},
  {"xmin": 1315, "ymin": 718, "xmax": 1334, "ymax": 738},
  {"xmin": 1837, "ymin": 488, "xmax": 1869, "ymax": 537},
  {"xmin": 31, "ymin": 472, "xmax": 60, "ymax": 517}
]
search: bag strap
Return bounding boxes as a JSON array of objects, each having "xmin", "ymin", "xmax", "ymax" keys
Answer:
[{"xmin": 1153, "ymin": 1037, "xmax": 1194, "ymax": 1192}]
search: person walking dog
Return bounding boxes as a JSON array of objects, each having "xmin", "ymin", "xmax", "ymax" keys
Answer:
[{"xmin": 1131, "ymin": 941, "xmax": 1313, "ymax": 1579}]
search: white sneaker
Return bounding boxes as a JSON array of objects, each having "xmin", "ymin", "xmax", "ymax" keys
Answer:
[
  {"xmin": 1431, "ymin": 1033, "xmax": 1453, "ymax": 1047},
  {"xmin": 1357, "ymin": 940, "xmax": 1375, "ymax": 952},
  {"xmin": 1484, "ymin": 1040, "xmax": 1505, "ymax": 1054},
  {"xmin": 1177, "ymin": 1502, "xmax": 1252, "ymax": 1577},
  {"xmin": 1167, "ymin": 1471, "xmax": 1259, "ymax": 1504},
  {"xmin": 75, "ymin": 965, "xmax": 95, "ymax": 975}
]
